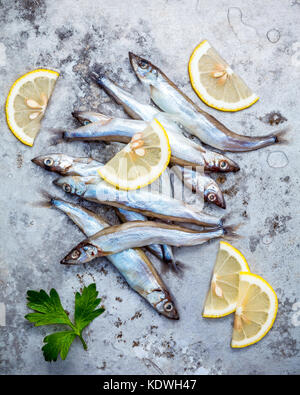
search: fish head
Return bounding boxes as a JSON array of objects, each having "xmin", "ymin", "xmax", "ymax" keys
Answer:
[
  {"xmin": 207, "ymin": 153, "xmax": 240, "ymax": 173},
  {"xmin": 204, "ymin": 180, "xmax": 226, "ymax": 209},
  {"xmin": 147, "ymin": 289, "xmax": 179, "ymax": 319},
  {"xmin": 32, "ymin": 153, "xmax": 75, "ymax": 174},
  {"xmin": 61, "ymin": 242, "xmax": 100, "ymax": 265},
  {"xmin": 129, "ymin": 52, "xmax": 160, "ymax": 86},
  {"xmin": 53, "ymin": 176, "xmax": 87, "ymax": 196},
  {"xmin": 72, "ymin": 111, "xmax": 111, "ymax": 125}
]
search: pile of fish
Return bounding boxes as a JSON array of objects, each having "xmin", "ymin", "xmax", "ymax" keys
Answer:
[{"xmin": 32, "ymin": 53, "xmax": 286, "ymax": 320}]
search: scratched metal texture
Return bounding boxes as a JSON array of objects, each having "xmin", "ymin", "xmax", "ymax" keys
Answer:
[{"xmin": 0, "ymin": 0, "xmax": 299, "ymax": 375}]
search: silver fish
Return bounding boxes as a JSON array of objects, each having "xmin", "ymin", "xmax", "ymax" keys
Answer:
[
  {"xmin": 50, "ymin": 198, "xmax": 179, "ymax": 319},
  {"xmin": 67, "ymin": 112, "xmax": 239, "ymax": 173},
  {"xmin": 61, "ymin": 221, "xmax": 236, "ymax": 263},
  {"xmin": 172, "ymin": 165, "xmax": 226, "ymax": 209},
  {"xmin": 129, "ymin": 52, "xmax": 287, "ymax": 152},
  {"xmin": 32, "ymin": 154, "xmax": 179, "ymax": 270},
  {"xmin": 32, "ymin": 154, "xmax": 102, "ymax": 177},
  {"xmin": 116, "ymin": 208, "xmax": 177, "ymax": 270},
  {"xmin": 89, "ymin": 75, "xmax": 240, "ymax": 172},
  {"xmin": 53, "ymin": 175, "xmax": 223, "ymax": 227},
  {"xmin": 64, "ymin": 116, "xmax": 144, "ymax": 143}
]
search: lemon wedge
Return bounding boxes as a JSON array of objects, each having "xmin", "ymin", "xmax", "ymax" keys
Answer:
[
  {"xmin": 203, "ymin": 242, "xmax": 250, "ymax": 318},
  {"xmin": 231, "ymin": 272, "xmax": 278, "ymax": 348},
  {"xmin": 6, "ymin": 69, "xmax": 59, "ymax": 146},
  {"xmin": 189, "ymin": 40, "xmax": 259, "ymax": 112},
  {"xmin": 98, "ymin": 119, "xmax": 171, "ymax": 190}
]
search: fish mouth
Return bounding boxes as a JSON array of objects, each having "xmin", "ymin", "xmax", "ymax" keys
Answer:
[
  {"xmin": 128, "ymin": 52, "xmax": 138, "ymax": 72},
  {"xmin": 52, "ymin": 178, "xmax": 60, "ymax": 187},
  {"xmin": 60, "ymin": 257, "xmax": 72, "ymax": 265},
  {"xmin": 128, "ymin": 52, "xmax": 146, "ymax": 76},
  {"xmin": 232, "ymin": 163, "xmax": 240, "ymax": 172},
  {"xmin": 31, "ymin": 156, "xmax": 43, "ymax": 167},
  {"xmin": 216, "ymin": 192, "xmax": 226, "ymax": 209},
  {"xmin": 162, "ymin": 308, "xmax": 179, "ymax": 320},
  {"xmin": 72, "ymin": 111, "xmax": 82, "ymax": 122},
  {"xmin": 128, "ymin": 51, "xmax": 138, "ymax": 66},
  {"xmin": 216, "ymin": 196, "xmax": 226, "ymax": 209},
  {"xmin": 219, "ymin": 200, "xmax": 226, "ymax": 209},
  {"xmin": 32, "ymin": 156, "xmax": 50, "ymax": 170}
]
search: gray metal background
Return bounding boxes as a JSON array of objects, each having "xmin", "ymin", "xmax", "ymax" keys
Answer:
[{"xmin": 0, "ymin": 0, "xmax": 299, "ymax": 375}]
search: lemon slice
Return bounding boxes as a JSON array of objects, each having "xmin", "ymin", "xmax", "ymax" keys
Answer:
[
  {"xmin": 231, "ymin": 272, "xmax": 278, "ymax": 348},
  {"xmin": 98, "ymin": 119, "xmax": 171, "ymax": 190},
  {"xmin": 189, "ymin": 40, "xmax": 259, "ymax": 112},
  {"xmin": 203, "ymin": 241, "xmax": 250, "ymax": 318},
  {"xmin": 6, "ymin": 69, "xmax": 59, "ymax": 146}
]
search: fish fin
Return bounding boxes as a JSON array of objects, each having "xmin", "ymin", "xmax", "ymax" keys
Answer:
[
  {"xmin": 222, "ymin": 224, "xmax": 242, "ymax": 241},
  {"xmin": 73, "ymin": 157, "xmax": 93, "ymax": 164},
  {"xmin": 273, "ymin": 126, "xmax": 290, "ymax": 145},
  {"xmin": 30, "ymin": 190, "xmax": 56, "ymax": 208},
  {"xmin": 84, "ymin": 176, "xmax": 100, "ymax": 184},
  {"xmin": 169, "ymin": 259, "xmax": 185, "ymax": 275},
  {"xmin": 48, "ymin": 129, "xmax": 65, "ymax": 146},
  {"xmin": 220, "ymin": 212, "xmax": 232, "ymax": 225},
  {"xmin": 160, "ymin": 258, "xmax": 185, "ymax": 276}
]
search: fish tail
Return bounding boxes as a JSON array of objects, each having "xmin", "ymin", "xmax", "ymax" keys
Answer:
[
  {"xmin": 222, "ymin": 224, "xmax": 241, "ymax": 240},
  {"xmin": 48, "ymin": 128, "xmax": 66, "ymax": 146},
  {"xmin": 31, "ymin": 190, "xmax": 57, "ymax": 208},
  {"xmin": 162, "ymin": 246, "xmax": 183, "ymax": 273},
  {"xmin": 273, "ymin": 126, "xmax": 290, "ymax": 145},
  {"xmin": 173, "ymin": 260, "xmax": 185, "ymax": 275},
  {"xmin": 163, "ymin": 257, "xmax": 183, "ymax": 273},
  {"xmin": 220, "ymin": 212, "xmax": 231, "ymax": 226}
]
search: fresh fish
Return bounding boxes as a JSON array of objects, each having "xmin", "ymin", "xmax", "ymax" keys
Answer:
[
  {"xmin": 129, "ymin": 53, "xmax": 287, "ymax": 152},
  {"xmin": 32, "ymin": 154, "xmax": 179, "ymax": 270},
  {"xmin": 49, "ymin": 198, "xmax": 179, "ymax": 319},
  {"xmin": 89, "ymin": 75, "xmax": 240, "ymax": 172},
  {"xmin": 32, "ymin": 154, "xmax": 102, "ymax": 177},
  {"xmin": 64, "ymin": 116, "xmax": 144, "ymax": 143},
  {"xmin": 67, "ymin": 112, "xmax": 239, "ymax": 173},
  {"xmin": 53, "ymin": 175, "xmax": 223, "ymax": 227},
  {"xmin": 172, "ymin": 165, "xmax": 226, "ymax": 209},
  {"xmin": 116, "ymin": 208, "xmax": 177, "ymax": 271},
  {"xmin": 61, "ymin": 221, "xmax": 237, "ymax": 263}
]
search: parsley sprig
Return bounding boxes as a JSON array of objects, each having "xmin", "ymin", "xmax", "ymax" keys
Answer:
[{"xmin": 25, "ymin": 283, "xmax": 105, "ymax": 362}]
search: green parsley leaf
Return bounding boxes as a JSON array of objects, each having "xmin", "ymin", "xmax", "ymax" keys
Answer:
[
  {"xmin": 25, "ymin": 289, "xmax": 72, "ymax": 327},
  {"xmin": 75, "ymin": 283, "xmax": 105, "ymax": 333},
  {"xmin": 42, "ymin": 331, "xmax": 77, "ymax": 362},
  {"xmin": 25, "ymin": 283, "xmax": 105, "ymax": 362}
]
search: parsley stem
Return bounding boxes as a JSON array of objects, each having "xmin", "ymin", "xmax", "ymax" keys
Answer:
[{"xmin": 79, "ymin": 334, "xmax": 87, "ymax": 350}]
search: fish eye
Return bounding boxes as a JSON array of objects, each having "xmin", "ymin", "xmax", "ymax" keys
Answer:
[
  {"xmin": 164, "ymin": 302, "xmax": 174, "ymax": 312},
  {"xmin": 139, "ymin": 60, "xmax": 148, "ymax": 69},
  {"xmin": 71, "ymin": 250, "xmax": 80, "ymax": 259},
  {"xmin": 220, "ymin": 160, "xmax": 228, "ymax": 170},
  {"xmin": 208, "ymin": 193, "xmax": 216, "ymax": 202},
  {"xmin": 44, "ymin": 158, "xmax": 54, "ymax": 167},
  {"xmin": 63, "ymin": 183, "xmax": 71, "ymax": 193}
]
